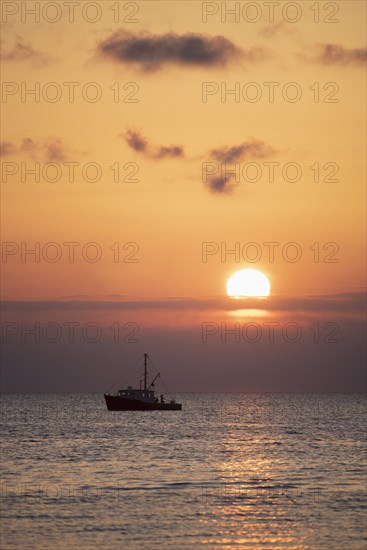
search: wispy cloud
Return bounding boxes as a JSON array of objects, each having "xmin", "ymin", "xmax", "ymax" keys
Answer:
[
  {"xmin": 44, "ymin": 138, "xmax": 71, "ymax": 162},
  {"xmin": 98, "ymin": 30, "xmax": 263, "ymax": 71},
  {"xmin": 0, "ymin": 137, "xmax": 78, "ymax": 161},
  {"xmin": 305, "ymin": 44, "xmax": 366, "ymax": 66},
  {"xmin": 1, "ymin": 39, "xmax": 50, "ymax": 66},
  {"xmin": 122, "ymin": 129, "xmax": 184, "ymax": 160},
  {"xmin": 210, "ymin": 141, "xmax": 274, "ymax": 164},
  {"xmin": 0, "ymin": 142, "xmax": 17, "ymax": 157},
  {"xmin": 260, "ymin": 21, "xmax": 296, "ymax": 38},
  {"xmin": 155, "ymin": 146, "xmax": 184, "ymax": 159},
  {"xmin": 206, "ymin": 140, "xmax": 275, "ymax": 194}
]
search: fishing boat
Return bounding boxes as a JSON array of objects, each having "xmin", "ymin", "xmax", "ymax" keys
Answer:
[{"xmin": 104, "ymin": 353, "xmax": 182, "ymax": 411}]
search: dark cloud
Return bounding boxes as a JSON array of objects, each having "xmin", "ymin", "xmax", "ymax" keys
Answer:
[
  {"xmin": 2, "ymin": 293, "xmax": 364, "ymax": 394},
  {"xmin": 98, "ymin": 30, "xmax": 247, "ymax": 71},
  {"xmin": 210, "ymin": 140, "xmax": 273, "ymax": 164},
  {"xmin": 1, "ymin": 39, "xmax": 49, "ymax": 65},
  {"xmin": 204, "ymin": 173, "xmax": 234, "ymax": 194},
  {"xmin": 206, "ymin": 176, "xmax": 231, "ymax": 194},
  {"xmin": 124, "ymin": 129, "xmax": 148, "ymax": 153},
  {"xmin": 122, "ymin": 131, "xmax": 272, "ymax": 190},
  {"xmin": 1, "ymin": 292, "xmax": 364, "ymax": 314},
  {"xmin": 309, "ymin": 44, "xmax": 366, "ymax": 66},
  {"xmin": 206, "ymin": 140, "xmax": 275, "ymax": 194},
  {"xmin": 122, "ymin": 129, "xmax": 184, "ymax": 160}
]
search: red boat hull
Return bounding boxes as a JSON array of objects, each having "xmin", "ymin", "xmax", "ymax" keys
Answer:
[{"xmin": 104, "ymin": 394, "xmax": 182, "ymax": 411}]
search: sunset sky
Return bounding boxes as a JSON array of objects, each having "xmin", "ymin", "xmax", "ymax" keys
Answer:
[{"xmin": 1, "ymin": 1, "xmax": 366, "ymax": 392}]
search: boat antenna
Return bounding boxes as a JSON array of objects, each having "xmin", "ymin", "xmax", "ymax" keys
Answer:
[
  {"xmin": 144, "ymin": 353, "xmax": 148, "ymax": 391},
  {"xmin": 147, "ymin": 372, "xmax": 160, "ymax": 390},
  {"xmin": 148, "ymin": 355, "xmax": 176, "ymax": 402}
]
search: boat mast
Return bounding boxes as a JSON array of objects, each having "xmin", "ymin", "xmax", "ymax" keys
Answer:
[{"xmin": 144, "ymin": 353, "xmax": 148, "ymax": 391}]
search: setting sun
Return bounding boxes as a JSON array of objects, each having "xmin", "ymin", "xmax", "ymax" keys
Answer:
[{"xmin": 226, "ymin": 269, "xmax": 271, "ymax": 298}]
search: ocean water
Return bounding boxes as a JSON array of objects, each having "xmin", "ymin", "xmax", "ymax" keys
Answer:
[{"xmin": 0, "ymin": 393, "xmax": 366, "ymax": 549}]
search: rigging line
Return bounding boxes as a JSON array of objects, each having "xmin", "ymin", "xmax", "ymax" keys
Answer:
[
  {"xmin": 146, "ymin": 355, "xmax": 161, "ymax": 381},
  {"xmin": 148, "ymin": 355, "xmax": 175, "ymax": 400},
  {"xmin": 122, "ymin": 354, "xmax": 144, "ymax": 382},
  {"xmin": 104, "ymin": 353, "xmax": 144, "ymax": 393}
]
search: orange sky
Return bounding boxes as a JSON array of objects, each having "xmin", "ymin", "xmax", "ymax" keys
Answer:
[{"xmin": 1, "ymin": 1, "xmax": 366, "ymax": 391}]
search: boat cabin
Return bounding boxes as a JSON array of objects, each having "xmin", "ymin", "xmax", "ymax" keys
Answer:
[{"xmin": 117, "ymin": 386, "xmax": 157, "ymax": 403}]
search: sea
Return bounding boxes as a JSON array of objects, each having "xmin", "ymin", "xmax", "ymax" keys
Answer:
[{"xmin": 0, "ymin": 393, "xmax": 366, "ymax": 549}]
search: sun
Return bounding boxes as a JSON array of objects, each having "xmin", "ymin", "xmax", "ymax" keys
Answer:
[{"xmin": 226, "ymin": 269, "xmax": 270, "ymax": 298}]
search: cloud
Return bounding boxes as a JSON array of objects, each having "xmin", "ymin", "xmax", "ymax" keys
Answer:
[
  {"xmin": 98, "ymin": 30, "xmax": 255, "ymax": 71},
  {"xmin": 0, "ymin": 139, "xmax": 29, "ymax": 158},
  {"xmin": 206, "ymin": 140, "xmax": 275, "ymax": 194},
  {"xmin": 122, "ymin": 130, "xmax": 273, "ymax": 191},
  {"xmin": 307, "ymin": 44, "xmax": 366, "ymax": 66},
  {"xmin": 19, "ymin": 137, "xmax": 38, "ymax": 157},
  {"xmin": 205, "ymin": 176, "xmax": 232, "ymax": 194},
  {"xmin": 124, "ymin": 129, "xmax": 148, "ymax": 153},
  {"xmin": 1, "ymin": 39, "xmax": 50, "ymax": 65},
  {"xmin": 43, "ymin": 138, "xmax": 69, "ymax": 162},
  {"xmin": 260, "ymin": 21, "xmax": 296, "ymax": 38},
  {"xmin": 1, "ymin": 292, "xmax": 364, "ymax": 315},
  {"xmin": 122, "ymin": 129, "xmax": 184, "ymax": 160},
  {"xmin": 210, "ymin": 141, "xmax": 274, "ymax": 164},
  {"xmin": 0, "ymin": 142, "xmax": 17, "ymax": 157},
  {"xmin": 0, "ymin": 137, "xmax": 76, "ymax": 161},
  {"xmin": 155, "ymin": 146, "xmax": 184, "ymax": 159}
]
